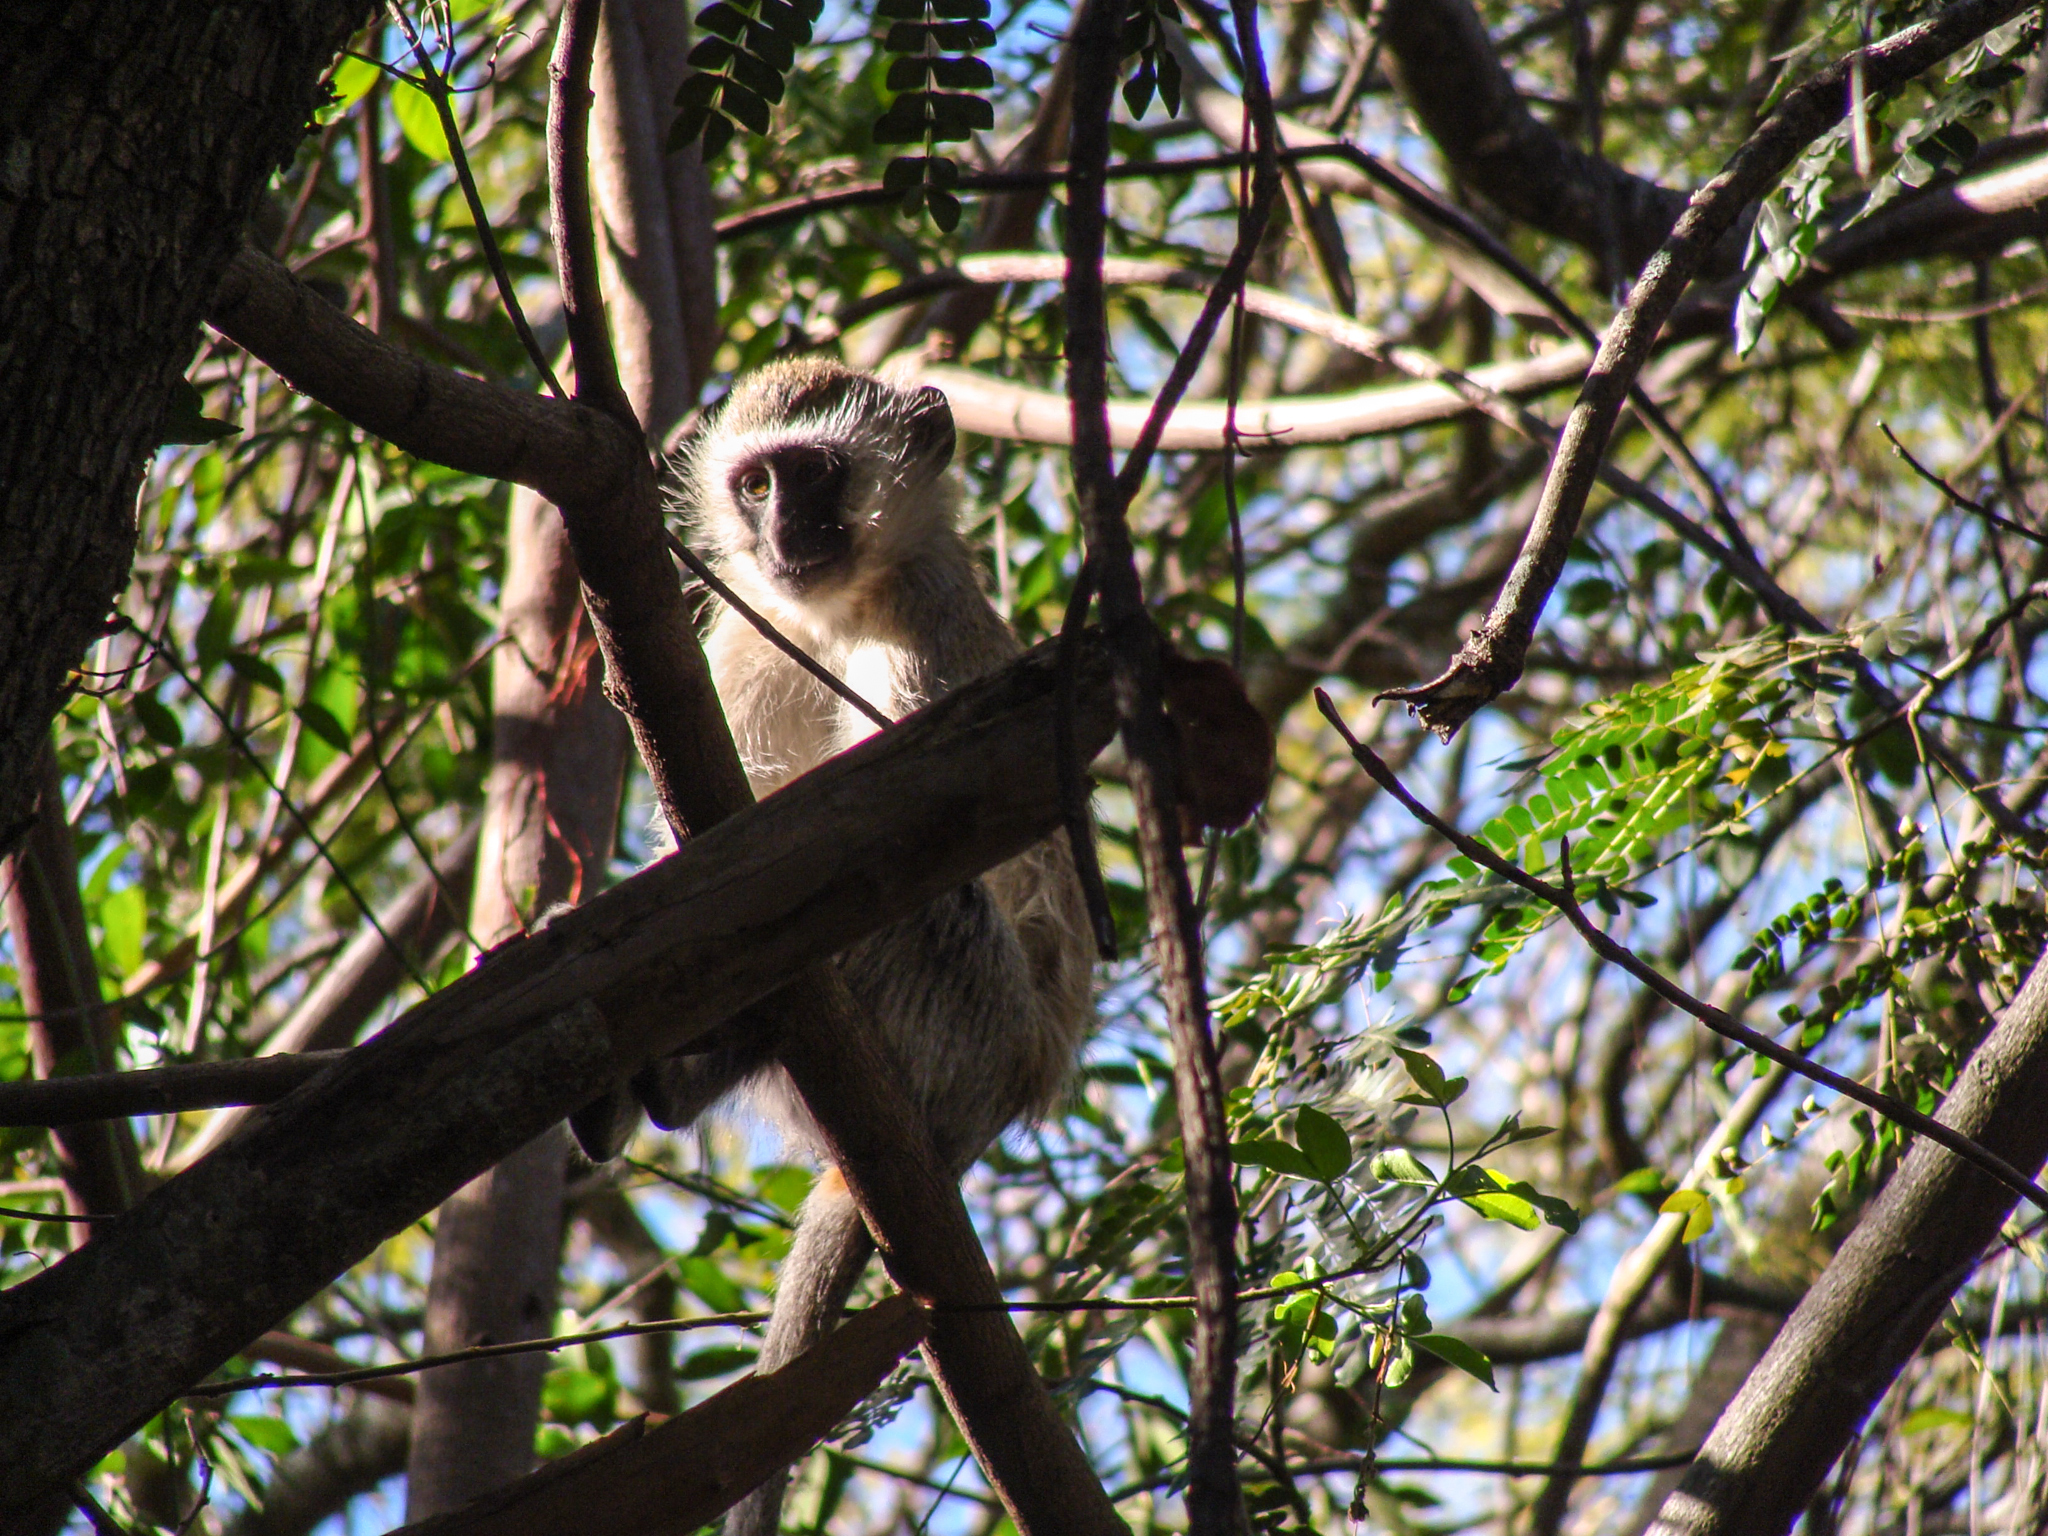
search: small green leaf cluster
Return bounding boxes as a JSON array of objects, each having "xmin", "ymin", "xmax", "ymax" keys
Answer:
[
  {"xmin": 671, "ymin": 0, "xmax": 825, "ymax": 159},
  {"xmin": 874, "ymin": 0, "xmax": 997, "ymax": 230}
]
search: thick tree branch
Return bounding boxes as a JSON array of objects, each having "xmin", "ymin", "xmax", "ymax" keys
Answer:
[
  {"xmin": 1, "ymin": 744, "xmax": 144, "ymax": 1220},
  {"xmin": 386, "ymin": 1296, "xmax": 928, "ymax": 1536},
  {"xmin": 1375, "ymin": 0, "xmax": 1696, "ymax": 277},
  {"xmin": 922, "ymin": 346, "xmax": 1592, "ymax": 449},
  {"xmin": 0, "ymin": 637, "xmax": 1117, "ymax": 1519}
]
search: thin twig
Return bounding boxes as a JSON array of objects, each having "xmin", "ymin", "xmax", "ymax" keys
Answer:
[
  {"xmin": 716, "ymin": 147, "xmax": 1339, "ymax": 242},
  {"xmin": 1881, "ymin": 422, "xmax": 2048, "ymax": 547},
  {"xmin": 1061, "ymin": 3, "xmax": 1280, "ymax": 1529},
  {"xmin": 0, "ymin": 1204, "xmax": 116, "ymax": 1224},
  {"xmin": 664, "ymin": 532, "xmax": 889, "ymax": 730},
  {"xmin": 1315, "ymin": 690, "xmax": 2048, "ymax": 1218},
  {"xmin": 546, "ymin": 0, "xmax": 635, "ymax": 428},
  {"xmin": 182, "ymin": 1308, "xmax": 772, "ymax": 1398},
  {"xmin": 388, "ymin": 4, "xmax": 565, "ymax": 398},
  {"xmin": 136, "ymin": 623, "xmax": 430, "ymax": 994}
]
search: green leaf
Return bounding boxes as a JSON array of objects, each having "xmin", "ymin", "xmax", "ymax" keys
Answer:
[
  {"xmin": 1462, "ymin": 1190, "xmax": 1541, "ymax": 1229},
  {"xmin": 1383, "ymin": 1334, "xmax": 1414, "ymax": 1388},
  {"xmin": 540, "ymin": 1365, "xmax": 614, "ymax": 1423},
  {"xmin": 884, "ymin": 155, "xmax": 930, "ymax": 192},
  {"xmin": 679, "ymin": 1255, "xmax": 744, "ymax": 1313},
  {"xmin": 925, "ymin": 187, "xmax": 961, "ymax": 230},
  {"xmin": 1901, "ymin": 1406, "xmax": 1973, "ymax": 1436},
  {"xmin": 719, "ymin": 78, "xmax": 771, "ymax": 133},
  {"xmin": 1392, "ymin": 1046, "xmax": 1449, "ymax": 1103},
  {"xmin": 885, "ymin": 55, "xmax": 935, "ymax": 90},
  {"xmin": 390, "ymin": 78, "xmax": 452, "ymax": 161},
  {"xmin": 157, "ymin": 379, "xmax": 239, "ymax": 447},
  {"xmin": 1660, "ymin": 1187, "xmax": 1714, "ymax": 1241},
  {"xmin": 696, "ymin": 1, "xmax": 746, "ymax": 40},
  {"xmin": 679, "ymin": 1344, "xmax": 757, "ymax": 1380},
  {"xmin": 1293, "ymin": 1105, "xmax": 1352, "ymax": 1181},
  {"xmin": 1368, "ymin": 1148, "xmax": 1436, "ymax": 1186},
  {"xmin": 135, "ymin": 695, "xmax": 184, "ymax": 749},
  {"xmin": 326, "ymin": 54, "xmax": 383, "ymax": 114},
  {"xmin": 925, "ymin": 56, "xmax": 994, "ymax": 89},
  {"xmin": 726, "ymin": 47, "xmax": 785, "ymax": 104},
  {"xmin": 1412, "ymin": 1334, "xmax": 1497, "ymax": 1390},
  {"xmin": 744, "ymin": 20, "xmax": 795, "ymax": 71},
  {"xmin": 1613, "ymin": 1166, "xmax": 1669, "ymax": 1197},
  {"xmin": 296, "ymin": 700, "xmax": 352, "ymax": 750},
  {"xmin": 926, "ymin": 18, "xmax": 995, "ymax": 47},
  {"xmin": 99, "ymin": 884, "xmax": 146, "ymax": 976},
  {"xmin": 756, "ymin": 0, "xmax": 815, "ymax": 44},
  {"xmin": 226, "ymin": 650, "xmax": 287, "ymax": 693},
  {"xmin": 1230, "ymin": 1137, "xmax": 1318, "ymax": 1180},
  {"xmin": 228, "ymin": 1415, "xmax": 300, "ymax": 1454}
]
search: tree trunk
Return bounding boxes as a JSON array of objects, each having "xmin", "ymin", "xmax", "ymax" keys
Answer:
[
  {"xmin": 403, "ymin": 0, "xmax": 705, "ymax": 1502},
  {"xmin": 1, "ymin": 742, "xmax": 144, "ymax": 1221},
  {"xmin": 403, "ymin": 492, "xmax": 628, "ymax": 1517},
  {"xmin": 0, "ymin": 0, "xmax": 371, "ymax": 847}
]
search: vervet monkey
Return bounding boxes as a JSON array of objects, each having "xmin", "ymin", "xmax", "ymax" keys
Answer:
[{"xmin": 595, "ymin": 358, "xmax": 1096, "ymax": 1536}]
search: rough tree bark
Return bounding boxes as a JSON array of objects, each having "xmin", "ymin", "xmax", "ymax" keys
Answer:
[{"xmin": 0, "ymin": 0, "xmax": 372, "ymax": 852}]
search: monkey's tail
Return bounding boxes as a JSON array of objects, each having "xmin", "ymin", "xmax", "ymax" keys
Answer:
[{"xmin": 723, "ymin": 1172, "xmax": 876, "ymax": 1536}]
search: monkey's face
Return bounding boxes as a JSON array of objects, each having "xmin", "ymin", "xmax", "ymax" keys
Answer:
[
  {"xmin": 729, "ymin": 442, "xmax": 857, "ymax": 594},
  {"xmin": 693, "ymin": 360, "xmax": 960, "ymax": 606}
]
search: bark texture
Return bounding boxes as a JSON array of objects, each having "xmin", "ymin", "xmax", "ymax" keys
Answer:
[{"xmin": 0, "ymin": 0, "xmax": 371, "ymax": 851}]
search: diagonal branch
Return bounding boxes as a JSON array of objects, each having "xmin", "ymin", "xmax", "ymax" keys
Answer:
[
  {"xmin": 1379, "ymin": 0, "xmax": 2034, "ymax": 741},
  {"xmin": 0, "ymin": 635, "xmax": 1120, "ymax": 1520},
  {"xmin": 1315, "ymin": 690, "xmax": 2048, "ymax": 1218},
  {"xmin": 1062, "ymin": 3, "xmax": 1279, "ymax": 1530}
]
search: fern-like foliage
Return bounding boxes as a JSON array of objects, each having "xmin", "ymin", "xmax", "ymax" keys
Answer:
[
  {"xmin": 874, "ymin": 0, "xmax": 995, "ymax": 230},
  {"xmin": 671, "ymin": 0, "xmax": 824, "ymax": 159}
]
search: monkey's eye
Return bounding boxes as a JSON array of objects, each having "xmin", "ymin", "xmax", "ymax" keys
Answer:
[{"xmin": 738, "ymin": 468, "xmax": 771, "ymax": 500}]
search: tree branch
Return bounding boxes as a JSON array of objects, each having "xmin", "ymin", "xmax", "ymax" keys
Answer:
[
  {"xmin": 546, "ymin": 0, "xmax": 634, "ymax": 428},
  {"xmin": 1378, "ymin": 0, "xmax": 2034, "ymax": 740},
  {"xmin": 382, "ymin": 1297, "xmax": 927, "ymax": 1536},
  {"xmin": 1644, "ymin": 948, "xmax": 2048, "ymax": 1536},
  {"xmin": 0, "ymin": 636, "xmax": 1118, "ymax": 1519},
  {"xmin": 921, "ymin": 346, "xmax": 1592, "ymax": 449}
]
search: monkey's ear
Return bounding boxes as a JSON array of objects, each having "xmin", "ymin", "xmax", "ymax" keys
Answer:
[{"xmin": 907, "ymin": 385, "xmax": 955, "ymax": 472}]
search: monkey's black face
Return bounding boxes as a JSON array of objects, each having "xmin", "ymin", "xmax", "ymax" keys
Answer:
[{"xmin": 731, "ymin": 444, "xmax": 854, "ymax": 591}]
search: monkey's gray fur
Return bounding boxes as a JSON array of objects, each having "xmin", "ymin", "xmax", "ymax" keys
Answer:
[{"xmin": 588, "ymin": 358, "xmax": 1095, "ymax": 1536}]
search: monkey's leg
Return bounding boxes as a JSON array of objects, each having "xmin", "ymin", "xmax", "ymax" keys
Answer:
[{"xmin": 725, "ymin": 1173, "xmax": 875, "ymax": 1536}]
